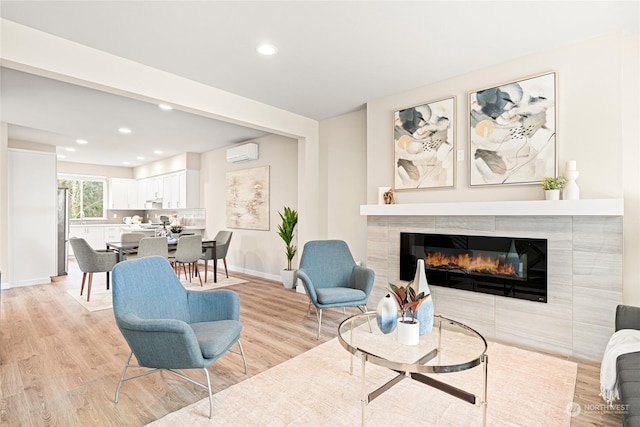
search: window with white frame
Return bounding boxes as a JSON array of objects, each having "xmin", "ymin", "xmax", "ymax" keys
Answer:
[{"xmin": 58, "ymin": 174, "xmax": 107, "ymax": 220}]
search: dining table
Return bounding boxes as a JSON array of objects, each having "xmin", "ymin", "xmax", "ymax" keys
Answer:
[{"xmin": 106, "ymin": 238, "xmax": 218, "ymax": 283}]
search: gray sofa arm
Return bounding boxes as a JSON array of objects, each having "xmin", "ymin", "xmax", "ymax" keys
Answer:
[{"xmin": 615, "ymin": 305, "xmax": 640, "ymax": 332}]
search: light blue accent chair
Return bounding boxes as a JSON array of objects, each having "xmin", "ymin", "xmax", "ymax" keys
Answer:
[
  {"xmin": 297, "ymin": 240, "xmax": 375, "ymax": 339},
  {"xmin": 111, "ymin": 256, "xmax": 247, "ymax": 419}
]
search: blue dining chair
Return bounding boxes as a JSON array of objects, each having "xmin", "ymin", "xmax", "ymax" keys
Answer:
[
  {"xmin": 296, "ymin": 240, "xmax": 375, "ymax": 339},
  {"xmin": 112, "ymin": 256, "xmax": 247, "ymax": 419}
]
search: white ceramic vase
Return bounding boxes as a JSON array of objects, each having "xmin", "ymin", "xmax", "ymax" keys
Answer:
[
  {"xmin": 563, "ymin": 170, "xmax": 580, "ymax": 200},
  {"xmin": 376, "ymin": 294, "xmax": 398, "ymax": 334},
  {"xmin": 412, "ymin": 259, "xmax": 434, "ymax": 335},
  {"xmin": 397, "ymin": 319, "xmax": 420, "ymax": 345}
]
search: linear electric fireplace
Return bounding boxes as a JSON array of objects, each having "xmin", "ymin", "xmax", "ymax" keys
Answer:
[{"xmin": 400, "ymin": 232, "xmax": 548, "ymax": 303}]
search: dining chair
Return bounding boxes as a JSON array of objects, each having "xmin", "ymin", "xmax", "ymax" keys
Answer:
[
  {"xmin": 120, "ymin": 232, "xmax": 146, "ymax": 259},
  {"xmin": 297, "ymin": 240, "xmax": 375, "ymax": 339},
  {"xmin": 201, "ymin": 230, "xmax": 233, "ymax": 282},
  {"xmin": 136, "ymin": 236, "xmax": 169, "ymax": 259},
  {"xmin": 69, "ymin": 237, "xmax": 119, "ymax": 301},
  {"xmin": 174, "ymin": 234, "xmax": 203, "ymax": 286},
  {"xmin": 112, "ymin": 256, "xmax": 247, "ymax": 419}
]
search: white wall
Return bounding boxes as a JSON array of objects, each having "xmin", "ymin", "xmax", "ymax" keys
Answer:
[
  {"xmin": 7, "ymin": 149, "xmax": 57, "ymax": 287},
  {"xmin": 365, "ymin": 33, "xmax": 640, "ymax": 305},
  {"xmin": 321, "ymin": 109, "xmax": 368, "ymax": 264},
  {"xmin": 199, "ymin": 134, "xmax": 298, "ymax": 280}
]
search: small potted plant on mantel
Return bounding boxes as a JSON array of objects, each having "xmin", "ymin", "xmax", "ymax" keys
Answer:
[
  {"xmin": 541, "ymin": 176, "xmax": 565, "ymax": 200},
  {"xmin": 389, "ymin": 282, "xmax": 430, "ymax": 346},
  {"xmin": 277, "ymin": 206, "xmax": 299, "ymax": 289}
]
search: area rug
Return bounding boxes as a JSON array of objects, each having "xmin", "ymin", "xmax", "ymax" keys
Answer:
[
  {"xmin": 66, "ymin": 276, "xmax": 248, "ymax": 312},
  {"xmin": 147, "ymin": 337, "xmax": 577, "ymax": 427}
]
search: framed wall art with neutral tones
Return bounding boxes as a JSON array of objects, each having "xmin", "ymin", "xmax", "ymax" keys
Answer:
[
  {"xmin": 469, "ymin": 72, "xmax": 557, "ymax": 187},
  {"xmin": 226, "ymin": 165, "xmax": 270, "ymax": 230},
  {"xmin": 393, "ymin": 96, "xmax": 456, "ymax": 190}
]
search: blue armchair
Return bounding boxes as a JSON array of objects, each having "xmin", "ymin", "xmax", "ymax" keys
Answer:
[
  {"xmin": 111, "ymin": 256, "xmax": 247, "ymax": 419},
  {"xmin": 297, "ymin": 240, "xmax": 375, "ymax": 339}
]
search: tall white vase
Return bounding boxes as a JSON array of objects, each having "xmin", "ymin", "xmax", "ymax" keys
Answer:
[
  {"xmin": 412, "ymin": 259, "xmax": 434, "ymax": 335},
  {"xmin": 563, "ymin": 170, "xmax": 580, "ymax": 200}
]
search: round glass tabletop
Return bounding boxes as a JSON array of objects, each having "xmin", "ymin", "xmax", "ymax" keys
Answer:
[{"xmin": 338, "ymin": 312, "xmax": 487, "ymax": 374}]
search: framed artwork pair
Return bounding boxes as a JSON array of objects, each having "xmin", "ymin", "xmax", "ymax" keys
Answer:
[{"xmin": 393, "ymin": 71, "xmax": 557, "ymax": 190}]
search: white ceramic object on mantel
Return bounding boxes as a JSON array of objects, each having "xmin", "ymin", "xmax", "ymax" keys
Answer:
[
  {"xmin": 397, "ymin": 319, "xmax": 420, "ymax": 345},
  {"xmin": 281, "ymin": 269, "xmax": 297, "ymax": 289},
  {"xmin": 563, "ymin": 160, "xmax": 580, "ymax": 200},
  {"xmin": 545, "ymin": 189, "xmax": 560, "ymax": 200}
]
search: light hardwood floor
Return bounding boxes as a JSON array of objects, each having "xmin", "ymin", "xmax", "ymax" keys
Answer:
[{"xmin": 0, "ymin": 260, "xmax": 623, "ymax": 426}]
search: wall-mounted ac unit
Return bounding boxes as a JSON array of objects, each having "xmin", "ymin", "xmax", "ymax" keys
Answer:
[{"xmin": 226, "ymin": 143, "xmax": 258, "ymax": 163}]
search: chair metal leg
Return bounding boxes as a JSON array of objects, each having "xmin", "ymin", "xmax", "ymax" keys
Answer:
[
  {"xmin": 237, "ymin": 339, "xmax": 248, "ymax": 374},
  {"xmin": 114, "ymin": 351, "xmax": 162, "ymax": 403},
  {"xmin": 227, "ymin": 339, "xmax": 249, "ymax": 375},
  {"xmin": 203, "ymin": 367, "xmax": 213, "ymax": 419},
  {"xmin": 115, "ymin": 351, "xmax": 215, "ymax": 417},
  {"xmin": 115, "ymin": 351, "xmax": 133, "ymax": 403},
  {"xmin": 316, "ymin": 308, "xmax": 323, "ymax": 340}
]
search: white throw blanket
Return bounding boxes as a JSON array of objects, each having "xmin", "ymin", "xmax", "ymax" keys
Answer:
[{"xmin": 600, "ymin": 328, "xmax": 640, "ymax": 403}]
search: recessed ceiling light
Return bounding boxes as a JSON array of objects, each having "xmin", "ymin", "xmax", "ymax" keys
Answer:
[
  {"xmin": 158, "ymin": 104, "xmax": 173, "ymax": 111},
  {"xmin": 257, "ymin": 43, "xmax": 278, "ymax": 56},
  {"xmin": 154, "ymin": 150, "xmax": 163, "ymax": 155},
  {"xmin": 122, "ymin": 161, "xmax": 130, "ymax": 165},
  {"xmin": 65, "ymin": 147, "xmax": 76, "ymax": 152},
  {"xmin": 118, "ymin": 127, "xmax": 132, "ymax": 134},
  {"xmin": 57, "ymin": 154, "xmax": 66, "ymax": 159},
  {"xmin": 76, "ymin": 139, "xmax": 88, "ymax": 145},
  {"xmin": 136, "ymin": 156, "xmax": 145, "ymax": 160}
]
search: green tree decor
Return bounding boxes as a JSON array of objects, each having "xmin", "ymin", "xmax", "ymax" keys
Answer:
[{"xmin": 277, "ymin": 206, "xmax": 299, "ymax": 271}]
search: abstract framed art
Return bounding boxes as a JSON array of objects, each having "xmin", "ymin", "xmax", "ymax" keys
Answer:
[
  {"xmin": 226, "ymin": 165, "xmax": 270, "ymax": 230},
  {"xmin": 468, "ymin": 71, "xmax": 557, "ymax": 187},
  {"xmin": 393, "ymin": 96, "xmax": 456, "ymax": 190}
]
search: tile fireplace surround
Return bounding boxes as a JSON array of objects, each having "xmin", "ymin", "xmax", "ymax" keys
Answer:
[{"xmin": 362, "ymin": 199, "xmax": 624, "ymax": 361}]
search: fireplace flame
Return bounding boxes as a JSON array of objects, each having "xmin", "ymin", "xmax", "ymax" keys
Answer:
[{"xmin": 426, "ymin": 252, "xmax": 516, "ymax": 275}]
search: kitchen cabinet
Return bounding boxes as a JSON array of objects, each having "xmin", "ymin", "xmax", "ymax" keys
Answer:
[
  {"xmin": 109, "ymin": 179, "xmax": 138, "ymax": 209},
  {"xmin": 162, "ymin": 173, "xmax": 180, "ymax": 209},
  {"xmin": 139, "ymin": 170, "xmax": 199, "ymax": 209}
]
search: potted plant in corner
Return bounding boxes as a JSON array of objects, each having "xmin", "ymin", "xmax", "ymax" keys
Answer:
[
  {"xmin": 389, "ymin": 282, "xmax": 430, "ymax": 345},
  {"xmin": 541, "ymin": 176, "xmax": 565, "ymax": 200},
  {"xmin": 277, "ymin": 206, "xmax": 299, "ymax": 289}
]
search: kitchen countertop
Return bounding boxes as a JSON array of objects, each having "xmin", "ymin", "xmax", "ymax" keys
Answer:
[{"xmin": 70, "ymin": 223, "xmax": 204, "ymax": 230}]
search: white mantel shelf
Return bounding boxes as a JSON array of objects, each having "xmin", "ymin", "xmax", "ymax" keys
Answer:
[{"xmin": 360, "ymin": 199, "xmax": 624, "ymax": 217}]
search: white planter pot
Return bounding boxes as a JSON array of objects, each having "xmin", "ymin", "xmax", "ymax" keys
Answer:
[
  {"xmin": 281, "ymin": 269, "xmax": 297, "ymax": 289},
  {"xmin": 397, "ymin": 319, "xmax": 420, "ymax": 345},
  {"xmin": 545, "ymin": 189, "xmax": 560, "ymax": 200}
]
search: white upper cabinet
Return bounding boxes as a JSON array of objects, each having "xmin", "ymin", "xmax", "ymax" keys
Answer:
[
  {"xmin": 136, "ymin": 170, "xmax": 199, "ymax": 209},
  {"xmin": 163, "ymin": 171, "xmax": 199, "ymax": 208},
  {"xmin": 109, "ymin": 178, "xmax": 139, "ymax": 209}
]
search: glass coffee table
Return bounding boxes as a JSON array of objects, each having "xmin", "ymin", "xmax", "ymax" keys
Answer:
[{"xmin": 338, "ymin": 312, "xmax": 488, "ymax": 427}]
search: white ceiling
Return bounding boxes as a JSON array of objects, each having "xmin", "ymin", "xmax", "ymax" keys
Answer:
[{"xmin": 1, "ymin": 1, "xmax": 638, "ymax": 167}]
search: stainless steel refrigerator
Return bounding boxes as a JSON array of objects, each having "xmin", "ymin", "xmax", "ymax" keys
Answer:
[{"xmin": 57, "ymin": 187, "xmax": 69, "ymax": 276}]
